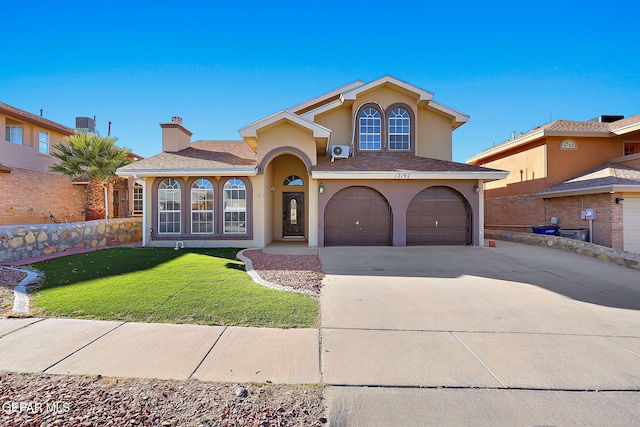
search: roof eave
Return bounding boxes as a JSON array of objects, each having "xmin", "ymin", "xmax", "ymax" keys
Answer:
[
  {"xmin": 238, "ymin": 111, "xmax": 331, "ymax": 139},
  {"xmin": 116, "ymin": 167, "xmax": 258, "ymax": 178},
  {"xmin": 536, "ymin": 184, "xmax": 640, "ymax": 198},
  {"xmin": 311, "ymin": 170, "xmax": 509, "ymax": 181}
]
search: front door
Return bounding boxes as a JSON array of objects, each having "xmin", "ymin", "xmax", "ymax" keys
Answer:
[
  {"xmin": 283, "ymin": 192, "xmax": 304, "ymax": 237},
  {"xmin": 113, "ymin": 189, "xmax": 120, "ymax": 218}
]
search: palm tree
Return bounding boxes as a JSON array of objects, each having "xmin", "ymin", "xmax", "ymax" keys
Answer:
[{"xmin": 50, "ymin": 131, "xmax": 133, "ymax": 220}]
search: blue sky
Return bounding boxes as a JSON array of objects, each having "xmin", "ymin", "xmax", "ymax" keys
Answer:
[{"xmin": 2, "ymin": 0, "xmax": 638, "ymax": 162}]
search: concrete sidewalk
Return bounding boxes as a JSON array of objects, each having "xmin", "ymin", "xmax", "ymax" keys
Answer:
[{"xmin": 0, "ymin": 318, "xmax": 320, "ymax": 384}]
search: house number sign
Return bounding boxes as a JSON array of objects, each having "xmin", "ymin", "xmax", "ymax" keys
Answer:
[{"xmin": 394, "ymin": 173, "xmax": 411, "ymax": 179}]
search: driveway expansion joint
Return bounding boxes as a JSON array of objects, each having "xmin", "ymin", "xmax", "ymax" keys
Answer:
[
  {"xmin": 451, "ymin": 332, "xmax": 505, "ymax": 388},
  {"xmin": 0, "ymin": 317, "xmax": 45, "ymax": 338},
  {"xmin": 324, "ymin": 384, "xmax": 640, "ymax": 393}
]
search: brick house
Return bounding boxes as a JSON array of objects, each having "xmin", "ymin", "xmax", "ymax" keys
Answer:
[
  {"xmin": 0, "ymin": 102, "xmax": 142, "ymax": 225},
  {"xmin": 116, "ymin": 76, "xmax": 507, "ymax": 248},
  {"xmin": 467, "ymin": 115, "xmax": 640, "ymax": 252}
]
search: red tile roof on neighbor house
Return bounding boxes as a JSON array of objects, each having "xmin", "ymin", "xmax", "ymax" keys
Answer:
[
  {"xmin": 538, "ymin": 162, "xmax": 640, "ymax": 197},
  {"xmin": 313, "ymin": 153, "xmax": 504, "ymax": 173},
  {"xmin": 468, "ymin": 114, "xmax": 640, "ymax": 163},
  {"xmin": 0, "ymin": 102, "xmax": 75, "ymax": 135},
  {"xmin": 117, "ymin": 141, "xmax": 257, "ymax": 175}
]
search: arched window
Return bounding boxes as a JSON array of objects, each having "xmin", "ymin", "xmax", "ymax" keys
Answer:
[
  {"xmin": 191, "ymin": 178, "xmax": 214, "ymax": 233},
  {"xmin": 223, "ymin": 178, "xmax": 246, "ymax": 234},
  {"xmin": 359, "ymin": 108, "xmax": 381, "ymax": 151},
  {"xmin": 283, "ymin": 175, "xmax": 304, "ymax": 186},
  {"xmin": 158, "ymin": 179, "xmax": 181, "ymax": 233},
  {"xmin": 389, "ymin": 108, "xmax": 410, "ymax": 151}
]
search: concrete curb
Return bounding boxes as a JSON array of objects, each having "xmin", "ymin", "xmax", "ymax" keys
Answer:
[
  {"xmin": 3, "ymin": 266, "xmax": 40, "ymax": 315},
  {"xmin": 236, "ymin": 249, "xmax": 315, "ymax": 295},
  {"xmin": 485, "ymin": 230, "xmax": 640, "ymax": 270}
]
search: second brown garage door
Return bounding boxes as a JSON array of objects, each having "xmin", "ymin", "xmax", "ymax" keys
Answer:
[
  {"xmin": 324, "ymin": 186, "xmax": 391, "ymax": 246},
  {"xmin": 406, "ymin": 186, "xmax": 470, "ymax": 245}
]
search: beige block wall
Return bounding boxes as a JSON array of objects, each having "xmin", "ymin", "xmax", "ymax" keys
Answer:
[
  {"xmin": 256, "ymin": 122, "xmax": 318, "ymax": 166},
  {"xmin": 1, "ymin": 113, "xmax": 70, "ymax": 172},
  {"xmin": 314, "ymin": 107, "xmax": 352, "ymax": 147},
  {"xmin": 416, "ymin": 109, "xmax": 453, "ymax": 160},
  {"xmin": 0, "ymin": 167, "xmax": 86, "ymax": 225},
  {"xmin": 484, "ymin": 143, "xmax": 546, "ymax": 191}
]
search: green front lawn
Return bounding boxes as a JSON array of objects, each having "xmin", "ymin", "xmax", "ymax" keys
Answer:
[{"xmin": 31, "ymin": 247, "xmax": 319, "ymax": 328}]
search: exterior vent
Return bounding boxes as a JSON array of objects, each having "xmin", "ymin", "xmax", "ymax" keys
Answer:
[
  {"xmin": 331, "ymin": 145, "xmax": 350, "ymax": 162},
  {"xmin": 75, "ymin": 117, "xmax": 96, "ymax": 131},
  {"xmin": 171, "ymin": 116, "xmax": 183, "ymax": 125},
  {"xmin": 588, "ymin": 115, "xmax": 624, "ymax": 123}
]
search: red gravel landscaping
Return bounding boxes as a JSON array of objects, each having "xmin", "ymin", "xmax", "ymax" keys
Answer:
[{"xmin": 242, "ymin": 250, "xmax": 324, "ymax": 295}]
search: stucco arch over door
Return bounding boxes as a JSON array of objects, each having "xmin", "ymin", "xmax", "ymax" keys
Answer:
[
  {"xmin": 406, "ymin": 186, "xmax": 471, "ymax": 245},
  {"xmin": 324, "ymin": 186, "xmax": 392, "ymax": 246}
]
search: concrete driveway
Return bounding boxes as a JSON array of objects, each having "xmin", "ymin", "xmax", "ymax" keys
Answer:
[{"xmin": 319, "ymin": 241, "xmax": 640, "ymax": 426}]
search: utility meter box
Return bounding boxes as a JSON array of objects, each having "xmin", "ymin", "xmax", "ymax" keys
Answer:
[{"xmin": 581, "ymin": 209, "xmax": 596, "ymax": 220}]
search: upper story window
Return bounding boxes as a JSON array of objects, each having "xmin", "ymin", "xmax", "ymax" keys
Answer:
[
  {"xmin": 284, "ymin": 175, "xmax": 303, "ymax": 186},
  {"xmin": 223, "ymin": 178, "xmax": 246, "ymax": 234},
  {"xmin": 388, "ymin": 108, "xmax": 410, "ymax": 151},
  {"xmin": 624, "ymin": 142, "xmax": 640, "ymax": 156},
  {"xmin": 5, "ymin": 126, "xmax": 22, "ymax": 144},
  {"xmin": 158, "ymin": 178, "xmax": 181, "ymax": 234},
  {"xmin": 191, "ymin": 178, "xmax": 214, "ymax": 234},
  {"xmin": 359, "ymin": 108, "xmax": 381, "ymax": 151},
  {"xmin": 39, "ymin": 131, "xmax": 49, "ymax": 154}
]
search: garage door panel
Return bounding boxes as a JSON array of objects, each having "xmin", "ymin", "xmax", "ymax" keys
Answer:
[
  {"xmin": 623, "ymin": 196, "xmax": 640, "ymax": 253},
  {"xmin": 406, "ymin": 186, "xmax": 470, "ymax": 246},
  {"xmin": 325, "ymin": 186, "xmax": 392, "ymax": 246}
]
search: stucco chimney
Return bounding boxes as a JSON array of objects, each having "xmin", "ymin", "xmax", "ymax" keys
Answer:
[{"xmin": 160, "ymin": 117, "xmax": 192, "ymax": 152}]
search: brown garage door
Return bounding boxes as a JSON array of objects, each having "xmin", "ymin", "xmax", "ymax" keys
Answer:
[
  {"xmin": 324, "ymin": 186, "xmax": 391, "ymax": 246},
  {"xmin": 406, "ymin": 186, "xmax": 470, "ymax": 245}
]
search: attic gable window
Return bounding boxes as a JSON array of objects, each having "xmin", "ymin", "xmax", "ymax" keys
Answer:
[
  {"xmin": 359, "ymin": 108, "xmax": 382, "ymax": 151},
  {"xmin": 388, "ymin": 108, "xmax": 410, "ymax": 150}
]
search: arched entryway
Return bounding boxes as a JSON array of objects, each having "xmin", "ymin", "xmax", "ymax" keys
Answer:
[
  {"xmin": 406, "ymin": 186, "xmax": 471, "ymax": 245},
  {"xmin": 324, "ymin": 186, "xmax": 392, "ymax": 246}
]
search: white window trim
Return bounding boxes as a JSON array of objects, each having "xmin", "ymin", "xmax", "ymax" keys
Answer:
[
  {"xmin": 132, "ymin": 182, "xmax": 143, "ymax": 216},
  {"xmin": 5, "ymin": 125, "xmax": 23, "ymax": 144},
  {"xmin": 223, "ymin": 178, "xmax": 247, "ymax": 234},
  {"xmin": 388, "ymin": 108, "xmax": 410, "ymax": 151},
  {"xmin": 39, "ymin": 131, "xmax": 49, "ymax": 154},
  {"xmin": 158, "ymin": 179, "xmax": 181, "ymax": 234},
  {"xmin": 359, "ymin": 108, "xmax": 382, "ymax": 151},
  {"xmin": 191, "ymin": 178, "xmax": 215, "ymax": 234}
]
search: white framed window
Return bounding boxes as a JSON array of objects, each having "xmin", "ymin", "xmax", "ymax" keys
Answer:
[
  {"xmin": 5, "ymin": 126, "xmax": 22, "ymax": 144},
  {"xmin": 359, "ymin": 108, "xmax": 381, "ymax": 150},
  {"xmin": 158, "ymin": 178, "xmax": 181, "ymax": 233},
  {"xmin": 39, "ymin": 131, "xmax": 49, "ymax": 153},
  {"xmin": 388, "ymin": 108, "xmax": 410, "ymax": 150},
  {"xmin": 191, "ymin": 178, "xmax": 214, "ymax": 233},
  {"xmin": 223, "ymin": 178, "xmax": 246, "ymax": 234},
  {"xmin": 132, "ymin": 182, "xmax": 143, "ymax": 215}
]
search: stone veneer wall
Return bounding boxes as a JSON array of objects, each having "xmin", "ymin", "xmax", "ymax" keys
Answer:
[
  {"xmin": 485, "ymin": 229, "xmax": 640, "ymax": 271},
  {"xmin": 0, "ymin": 218, "xmax": 142, "ymax": 263}
]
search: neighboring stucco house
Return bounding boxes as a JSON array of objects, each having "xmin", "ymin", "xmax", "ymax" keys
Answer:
[
  {"xmin": 116, "ymin": 76, "xmax": 507, "ymax": 248},
  {"xmin": 0, "ymin": 102, "xmax": 142, "ymax": 224},
  {"xmin": 467, "ymin": 115, "xmax": 640, "ymax": 252}
]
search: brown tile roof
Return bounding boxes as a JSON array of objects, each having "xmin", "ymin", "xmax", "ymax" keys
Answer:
[
  {"xmin": 313, "ymin": 153, "xmax": 503, "ymax": 173},
  {"xmin": 0, "ymin": 102, "xmax": 74, "ymax": 135},
  {"xmin": 118, "ymin": 140, "xmax": 257, "ymax": 172},
  {"xmin": 539, "ymin": 162, "xmax": 640, "ymax": 194},
  {"xmin": 610, "ymin": 114, "xmax": 640, "ymax": 131},
  {"xmin": 546, "ymin": 120, "xmax": 611, "ymax": 132}
]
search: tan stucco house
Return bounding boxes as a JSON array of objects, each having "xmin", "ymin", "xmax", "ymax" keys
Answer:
[
  {"xmin": 116, "ymin": 76, "xmax": 507, "ymax": 248},
  {"xmin": 467, "ymin": 115, "xmax": 640, "ymax": 253}
]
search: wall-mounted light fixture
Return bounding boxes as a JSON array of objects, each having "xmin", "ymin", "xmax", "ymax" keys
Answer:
[
  {"xmin": 473, "ymin": 184, "xmax": 480, "ymax": 194},
  {"xmin": 319, "ymin": 183, "xmax": 324, "ymax": 194},
  {"xmin": 270, "ymin": 186, "xmax": 275, "ymax": 192},
  {"xmin": 616, "ymin": 197, "xmax": 624, "ymax": 204}
]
